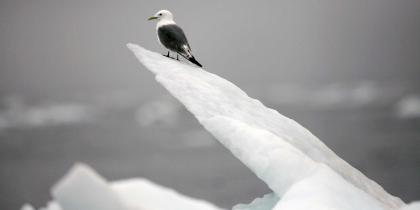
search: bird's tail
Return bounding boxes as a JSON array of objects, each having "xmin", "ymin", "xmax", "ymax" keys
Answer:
[{"xmin": 188, "ymin": 56, "xmax": 203, "ymax": 67}]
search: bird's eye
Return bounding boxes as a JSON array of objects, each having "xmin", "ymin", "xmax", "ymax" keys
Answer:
[{"xmin": 159, "ymin": 13, "xmax": 162, "ymax": 16}]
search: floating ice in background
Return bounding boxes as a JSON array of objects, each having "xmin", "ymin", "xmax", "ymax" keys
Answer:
[
  {"xmin": 265, "ymin": 81, "xmax": 380, "ymax": 109},
  {"xmin": 259, "ymin": 80, "xmax": 412, "ymax": 110},
  {"xmin": 180, "ymin": 130, "xmax": 217, "ymax": 148},
  {"xmin": 0, "ymin": 96, "xmax": 92, "ymax": 130},
  {"xmin": 0, "ymin": 92, "xmax": 181, "ymax": 131},
  {"xmin": 135, "ymin": 96, "xmax": 181, "ymax": 127},
  {"xmin": 395, "ymin": 95, "xmax": 420, "ymax": 119},
  {"xmin": 127, "ymin": 44, "xmax": 406, "ymax": 210}
]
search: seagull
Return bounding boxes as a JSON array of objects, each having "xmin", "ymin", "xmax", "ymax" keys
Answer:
[{"xmin": 148, "ymin": 10, "xmax": 203, "ymax": 67}]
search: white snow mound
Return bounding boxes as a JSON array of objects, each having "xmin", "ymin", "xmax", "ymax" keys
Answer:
[
  {"xmin": 399, "ymin": 202, "xmax": 420, "ymax": 210},
  {"xmin": 127, "ymin": 43, "xmax": 405, "ymax": 210},
  {"xmin": 23, "ymin": 163, "xmax": 223, "ymax": 210},
  {"xmin": 51, "ymin": 163, "xmax": 128, "ymax": 210}
]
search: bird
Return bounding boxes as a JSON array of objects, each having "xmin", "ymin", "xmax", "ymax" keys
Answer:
[{"xmin": 148, "ymin": 10, "xmax": 203, "ymax": 67}]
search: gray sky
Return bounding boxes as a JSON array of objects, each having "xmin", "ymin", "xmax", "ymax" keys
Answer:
[{"xmin": 1, "ymin": 0, "xmax": 420, "ymax": 100}]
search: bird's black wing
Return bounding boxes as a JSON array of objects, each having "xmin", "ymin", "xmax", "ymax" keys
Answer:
[{"xmin": 158, "ymin": 24, "xmax": 191, "ymax": 57}]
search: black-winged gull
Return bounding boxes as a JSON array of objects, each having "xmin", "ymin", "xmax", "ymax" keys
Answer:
[{"xmin": 148, "ymin": 10, "xmax": 203, "ymax": 67}]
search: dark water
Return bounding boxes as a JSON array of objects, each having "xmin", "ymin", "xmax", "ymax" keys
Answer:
[{"xmin": 0, "ymin": 103, "xmax": 419, "ymax": 210}]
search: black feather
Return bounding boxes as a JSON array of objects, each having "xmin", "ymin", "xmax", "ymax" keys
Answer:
[{"xmin": 188, "ymin": 56, "xmax": 202, "ymax": 67}]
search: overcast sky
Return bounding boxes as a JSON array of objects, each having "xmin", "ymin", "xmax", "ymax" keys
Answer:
[{"xmin": 1, "ymin": 0, "xmax": 419, "ymax": 100}]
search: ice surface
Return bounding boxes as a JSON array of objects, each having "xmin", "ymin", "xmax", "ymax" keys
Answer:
[
  {"xmin": 272, "ymin": 164, "xmax": 385, "ymax": 210},
  {"xmin": 51, "ymin": 164, "xmax": 129, "ymax": 210},
  {"xmin": 127, "ymin": 43, "xmax": 405, "ymax": 210},
  {"xmin": 112, "ymin": 179, "xmax": 223, "ymax": 210},
  {"xmin": 233, "ymin": 193, "xmax": 279, "ymax": 210},
  {"xmin": 21, "ymin": 204, "xmax": 35, "ymax": 210},
  {"xmin": 400, "ymin": 202, "xmax": 420, "ymax": 210},
  {"xmin": 23, "ymin": 163, "xmax": 223, "ymax": 210},
  {"xmin": 21, "ymin": 202, "xmax": 62, "ymax": 210}
]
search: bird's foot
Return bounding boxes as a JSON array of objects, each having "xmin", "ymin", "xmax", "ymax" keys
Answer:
[
  {"xmin": 162, "ymin": 54, "xmax": 174, "ymax": 59},
  {"xmin": 161, "ymin": 52, "xmax": 181, "ymax": 61}
]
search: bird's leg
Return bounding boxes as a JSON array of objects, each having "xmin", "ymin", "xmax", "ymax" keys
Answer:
[
  {"xmin": 176, "ymin": 54, "xmax": 179, "ymax": 61},
  {"xmin": 163, "ymin": 51, "xmax": 170, "ymax": 57}
]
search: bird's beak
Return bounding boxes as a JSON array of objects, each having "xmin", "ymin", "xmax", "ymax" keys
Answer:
[{"xmin": 148, "ymin": 16, "xmax": 158, "ymax": 21}]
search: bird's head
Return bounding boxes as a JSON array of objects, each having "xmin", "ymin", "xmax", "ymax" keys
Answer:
[{"xmin": 148, "ymin": 10, "xmax": 174, "ymax": 21}]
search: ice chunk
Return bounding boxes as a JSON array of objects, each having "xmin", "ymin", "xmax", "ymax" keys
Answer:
[
  {"xmin": 112, "ymin": 178, "xmax": 223, "ymax": 210},
  {"xmin": 25, "ymin": 163, "xmax": 222, "ymax": 210},
  {"xmin": 206, "ymin": 117, "xmax": 386, "ymax": 210},
  {"xmin": 135, "ymin": 96, "xmax": 181, "ymax": 127},
  {"xmin": 395, "ymin": 95, "xmax": 420, "ymax": 119},
  {"xmin": 400, "ymin": 202, "xmax": 420, "ymax": 210},
  {"xmin": 273, "ymin": 164, "xmax": 385, "ymax": 210},
  {"xmin": 51, "ymin": 163, "xmax": 129, "ymax": 210},
  {"xmin": 203, "ymin": 116, "xmax": 318, "ymax": 196},
  {"xmin": 21, "ymin": 202, "xmax": 62, "ymax": 210},
  {"xmin": 21, "ymin": 204, "xmax": 35, "ymax": 210},
  {"xmin": 39, "ymin": 202, "xmax": 63, "ymax": 210},
  {"xmin": 233, "ymin": 193, "xmax": 279, "ymax": 210},
  {"xmin": 127, "ymin": 43, "xmax": 404, "ymax": 209}
]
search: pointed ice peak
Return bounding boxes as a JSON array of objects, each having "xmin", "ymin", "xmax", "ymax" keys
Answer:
[
  {"xmin": 51, "ymin": 163, "xmax": 128, "ymax": 210},
  {"xmin": 127, "ymin": 43, "xmax": 404, "ymax": 210}
]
